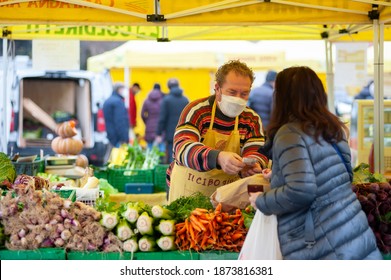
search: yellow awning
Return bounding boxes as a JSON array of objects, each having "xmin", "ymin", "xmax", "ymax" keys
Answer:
[{"xmin": 1, "ymin": 0, "xmax": 390, "ymax": 42}]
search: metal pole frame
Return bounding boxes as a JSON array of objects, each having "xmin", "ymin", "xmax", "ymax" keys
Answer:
[
  {"xmin": 1, "ymin": 37, "xmax": 8, "ymax": 153},
  {"xmin": 325, "ymin": 40, "xmax": 335, "ymax": 114},
  {"xmin": 373, "ymin": 20, "xmax": 385, "ymax": 174}
]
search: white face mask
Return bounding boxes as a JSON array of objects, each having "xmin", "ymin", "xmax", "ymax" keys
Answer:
[{"xmin": 218, "ymin": 93, "xmax": 247, "ymax": 118}]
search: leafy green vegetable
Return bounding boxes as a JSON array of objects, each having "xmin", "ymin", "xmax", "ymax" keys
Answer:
[
  {"xmin": 157, "ymin": 236, "xmax": 176, "ymax": 251},
  {"xmin": 100, "ymin": 211, "xmax": 119, "ymax": 230},
  {"xmin": 151, "ymin": 205, "xmax": 175, "ymax": 220},
  {"xmin": 136, "ymin": 212, "xmax": 154, "ymax": 235},
  {"xmin": 95, "ymin": 196, "xmax": 120, "ymax": 213},
  {"xmin": 138, "ymin": 236, "xmax": 156, "ymax": 252},
  {"xmin": 120, "ymin": 201, "xmax": 150, "ymax": 223},
  {"xmin": 110, "ymin": 142, "xmax": 163, "ymax": 170},
  {"xmin": 352, "ymin": 163, "xmax": 387, "ymax": 184},
  {"xmin": 36, "ymin": 172, "xmax": 69, "ymax": 182},
  {"xmin": 116, "ymin": 219, "xmax": 135, "ymax": 241},
  {"xmin": 98, "ymin": 178, "xmax": 119, "ymax": 197},
  {"xmin": 0, "ymin": 152, "xmax": 16, "ymax": 186},
  {"xmin": 241, "ymin": 206, "xmax": 256, "ymax": 229},
  {"xmin": 166, "ymin": 192, "xmax": 213, "ymax": 222}
]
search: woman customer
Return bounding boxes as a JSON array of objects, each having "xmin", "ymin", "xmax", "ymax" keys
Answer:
[{"xmin": 249, "ymin": 66, "xmax": 382, "ymax": 260}]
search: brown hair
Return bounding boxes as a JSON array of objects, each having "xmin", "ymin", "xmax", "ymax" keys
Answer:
[
  {"xmin": 267, "ymin": 66, "xmax": 347, "ymax": 143},
  {"xmin": 215, "ymin": 60, "xmax": 255, "ymax": 87}
]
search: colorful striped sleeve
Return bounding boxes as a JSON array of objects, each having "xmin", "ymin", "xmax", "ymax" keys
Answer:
[{"xmin": 173, "ymin": 97, "xmax": 220, "ymax": 172}]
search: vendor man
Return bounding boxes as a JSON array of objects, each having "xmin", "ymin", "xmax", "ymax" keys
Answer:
[{"xmin": 167, "ymin": 60, "xmax": 268, "ymax": 202}]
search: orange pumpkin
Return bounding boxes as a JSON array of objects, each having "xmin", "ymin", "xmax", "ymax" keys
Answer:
[
  {"xmin": 51, "ymin": 136, "xmax": 83, "ymax": 155},
  {"xmin": 75, "ymin": 154, "xmax": 89, "ymax": 168},
  {"xmin": 56, "ymin": 120, "xmax": 77, "ymax": 138}
]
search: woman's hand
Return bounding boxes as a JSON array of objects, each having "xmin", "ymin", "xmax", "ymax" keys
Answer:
[
  {"xmin": 262, "ymin": 168, "xmax": 272, "ymax": 180},
  {"xmin": 249, "ymin": 192, "xmax": 262, "ymax": 209}
]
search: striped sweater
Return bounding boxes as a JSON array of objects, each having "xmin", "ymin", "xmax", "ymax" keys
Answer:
[{"xmin": 167, "ymin": 95, "xmax": 268, "ymax": 186}]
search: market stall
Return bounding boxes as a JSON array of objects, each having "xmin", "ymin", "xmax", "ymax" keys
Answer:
[
  {"xmin": 1, "ymin": 139, "xmax": 391, "ymax": 260},
  {"xmin": 1, "ymin": 1, "xmax": 391, "ymax": 260},
  {"xmin": 2, "ymin": 0, "xmax": 391, "ymax": 171}
]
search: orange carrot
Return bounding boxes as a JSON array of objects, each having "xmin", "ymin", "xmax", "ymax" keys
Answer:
[
  {"xmin": 177, "ymin": 224, "xmax": 187, "ymax": 235},
  {"xmin": 188, "ymin": 220, "xmax": 195, "ymax": 240},
  {"xmin": 215, "ymin": 203, "xmax": 222, "ymax": 214},
  {"xmin": 190, "ymin": 215, "xmax": 207, "ymax": 232},
  {"xmin": 231, "ymin": 233, "xmax": 243, "ymax": 241},
  {"xmin": 191, "ymin": 209, "xmax": 204, "ymax": 216}
]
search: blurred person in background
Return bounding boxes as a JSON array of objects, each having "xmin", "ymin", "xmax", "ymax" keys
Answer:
[
  {"xmin": 354, "ymin": 80, "xmax": 374, "ymax": 100},
  {"xmin": 128, "ymin": 82, "xmax": 141, "ymax": 130},
  {"xmin": 141, "ymin": 83, "xmax": 165, "ymax": 153},
  {"xmin": 248, "ymin": 70, "xmax": 277, "ymax": 131},
  {"xmin": 155, "ymin": 78, "xmax": 189, "ymax": 163},
  {"xmin": 103, "ymin": 82, "xmax": 130, "ymax": 161}
]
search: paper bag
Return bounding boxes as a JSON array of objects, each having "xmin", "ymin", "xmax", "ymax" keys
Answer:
[
  {"xmin": 238, "ymin": 210, "xmax": 282, "ymax": 260},
  {"xmin": 210, "ymin": 174, "xmax": 269, "ymax": 212}
]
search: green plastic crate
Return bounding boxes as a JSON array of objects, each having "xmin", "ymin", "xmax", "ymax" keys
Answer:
[
  {"xmin": 199, "ymin": 251, "xmax": 239, "ymax": 260},
  {"xmin": 0, "ymin": 248, "xmax": 66, "ymax": 260},
  {"xmin": 154, "ymin": 164, "xmax": 169, "ymax": 193},
  {"xmin": 51, "ymin": 189, "xmax": 76, "ymax": 202},
  {"xmin": 12, "ymin": 158, "xmax": 45, "ymax": 176},
  {"xmin": 67, "ymin": 251, "xmax": 133, "ymax": 260},
  {"xmin": 133, "ymin": 251, "xmax": 197, "ymax": 260},
  {"xmin": 108, "ymin": 168, "xmax": 154, "ymax": 192},
  {"xmin": 94, "ymin": 167, "xmax": 108, "ymax": 180}
]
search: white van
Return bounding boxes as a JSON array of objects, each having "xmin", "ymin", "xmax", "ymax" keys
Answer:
[{"xmin": 7, "ymin": 69, "xmax": 113, "ymax": 166}]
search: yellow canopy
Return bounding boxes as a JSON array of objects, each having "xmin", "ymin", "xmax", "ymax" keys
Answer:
[
  {"xmin": 5, "ymin": 24, "xmax": 391, "ymax": 42},
  {"xmin": 1, "ymin": 0, "xmax": 391, "ymax": 42}
]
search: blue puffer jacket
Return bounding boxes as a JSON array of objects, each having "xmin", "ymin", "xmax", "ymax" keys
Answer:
[
  {"xmin": 103, "ymin": 92, "xmax": 130, "ymax": 147},
  {"xmin": 156, "ymin": 86, "xmax": 189, "ymax": 143},
  {"xmin": 256, "ymin": 122, "xmax": 382, "ymax": 260}
]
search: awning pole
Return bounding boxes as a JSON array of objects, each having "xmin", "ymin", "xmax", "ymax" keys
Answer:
[
  {"xmin": 2, "ymin": 37, "xmax": 8, "ymax": 153},
  {"xmin": 325, "ymin": 40, "xmax": 335, "ymax": 114},
  {"xmin": 124, "ymin": 66, "xmax": 130, "ymax": 109},
  {"xmin": 373, "ymin": 19, "xmax": 385, "ymax": 174}
]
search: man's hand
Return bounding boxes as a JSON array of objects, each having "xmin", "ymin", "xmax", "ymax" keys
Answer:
[
  {"xmin": 241, "ymin": 162, "xmax": 263, "ymax": 177},
  {"xmin": 217, "ymin": 151, "xmax": 245, "ymax": 175}
]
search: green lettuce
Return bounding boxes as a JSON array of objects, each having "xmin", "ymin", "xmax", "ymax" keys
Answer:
[{"xmin": 0, "ymin": 152, "xmax": 16, "ymax": 185}]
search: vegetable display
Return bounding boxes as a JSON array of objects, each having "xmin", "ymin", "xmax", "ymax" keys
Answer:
[
  {"xmin": 353, "ymin": 182, "xmax": 391, "ymax": 254},
  {"xmin": 0, "ymin": 187, "xmax": 122, "ymax": 252},
  {"xmin": 166, "ymin": 192, "xmax": 214, "ymax": 221},
  {"xmin": 174, "ymin": 203, "xmax": 247, "ymax": 252},
  {"xmin": 109, "ymin": 142, "xmax": 163, "ymax": 170}
]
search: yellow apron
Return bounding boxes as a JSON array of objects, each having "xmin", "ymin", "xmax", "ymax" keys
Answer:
[{"xmin": 169, "ymin": 101, "xmax": 241, "ymax": 203}]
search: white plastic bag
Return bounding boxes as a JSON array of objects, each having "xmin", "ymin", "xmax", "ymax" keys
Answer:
[{"xmin": 238, "ymin": 210, "xmax": 282, "ymax": 260}]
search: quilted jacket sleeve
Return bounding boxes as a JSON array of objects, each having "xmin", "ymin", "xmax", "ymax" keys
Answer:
[{"xmin": 255, "ymin": 127, "xmax": 318, "ymax": 215}]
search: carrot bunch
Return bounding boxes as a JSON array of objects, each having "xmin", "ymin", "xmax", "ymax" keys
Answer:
[{"xmin": 174, "ymin": 203, "xmax": 247, "ymax": 252}]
